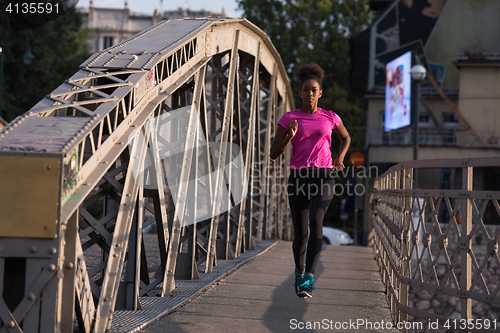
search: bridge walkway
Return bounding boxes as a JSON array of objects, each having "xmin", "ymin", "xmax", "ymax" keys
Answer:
[{"xmin": 140, "ymin": 241, "xmax": 394, "ymax": 333}]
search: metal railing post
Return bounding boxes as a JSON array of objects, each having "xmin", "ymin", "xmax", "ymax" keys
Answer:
[
  {"xmin": 390, "ymin": 171, "xmax": 398, "ymax": 321},
  {"xmin": 461, "ymin": 166, "xmax": 473, "ymax": 327},
  {"xmin": 399, "ymin": 168, "xmax": 412, "ymax": 331}
]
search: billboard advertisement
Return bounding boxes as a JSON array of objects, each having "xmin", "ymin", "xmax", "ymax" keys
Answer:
[{"xmin": 385, "ymin": 51, "xmax": 412, "ymax": 132}]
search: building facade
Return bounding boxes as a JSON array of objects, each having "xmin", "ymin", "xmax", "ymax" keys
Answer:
[
  {"xmin": 350, "ymin": 0, "xmax": 500, "ymax": 241},
  {"xmin": 83, "ymin": 1, "xmax": 229, "ymax": 54}
]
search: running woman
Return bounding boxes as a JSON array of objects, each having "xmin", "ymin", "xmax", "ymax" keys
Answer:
[{"xmin": 270, "ymin": 63, "xmax": 351, "ymax": 298}]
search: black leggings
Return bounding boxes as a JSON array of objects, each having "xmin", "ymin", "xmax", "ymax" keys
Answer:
[{"xmin": 287, "ymin": 168, "xmax": 335, "ymax": 274}]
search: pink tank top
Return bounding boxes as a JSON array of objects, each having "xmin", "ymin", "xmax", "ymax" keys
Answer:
[{"xmin": 277, "ymin": 108, "xmax": 341, "ymax": 169}]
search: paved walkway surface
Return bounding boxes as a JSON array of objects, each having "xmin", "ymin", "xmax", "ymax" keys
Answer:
[{"xmin": 139, "ymin": 241, "xmax": 396, "ymax": 333}]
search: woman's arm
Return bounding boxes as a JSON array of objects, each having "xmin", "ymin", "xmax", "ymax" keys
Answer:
[
  {"xmin": 332, "ymin": 121, "xmax": 351, "ymax": 171},
  {"xmin": 270, "ymin": 120, "xmax": 297, "ymax": 160}
]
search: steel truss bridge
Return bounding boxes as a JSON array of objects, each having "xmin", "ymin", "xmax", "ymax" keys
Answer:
[{"xmin": 0, "ymin": 18, "xmax": 294, "ymax": 332}]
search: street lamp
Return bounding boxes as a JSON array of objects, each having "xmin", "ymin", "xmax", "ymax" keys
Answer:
[
  {"xmin": 0, "ymin": 31, "xmax": 37, "ymax": 119},
  {"xmin": 21, "ymin": 45, "xmax": 35, "ymax": 65},
  {"xmin": 410, "ymin": 64, "xmax": 426, "ymax": 188}
]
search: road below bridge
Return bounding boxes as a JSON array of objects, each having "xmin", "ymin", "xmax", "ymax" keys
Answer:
[{"xmin": 140, "ymin": 241, "xmax": 395, "ymax": 333}]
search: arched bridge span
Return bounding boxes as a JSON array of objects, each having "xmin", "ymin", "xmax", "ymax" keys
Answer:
[{"xmin": 0, "ymin": 18, "xmax": 294, "ymax": 332}]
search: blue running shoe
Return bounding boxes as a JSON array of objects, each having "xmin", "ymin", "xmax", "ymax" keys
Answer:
[
  {"xmin": 297, "ymin": 274, "xmax": 314, "ymax": 298},
  {"xmin": 294, "ymin": 271, "xmax": 304, "ymax": 297}
]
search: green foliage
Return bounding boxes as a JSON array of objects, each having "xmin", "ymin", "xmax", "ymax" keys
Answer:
[
  {"xmin": 0, "ymin": 9, "xmax": 92, "ymax": 122},
  {"xmin": 239, "ymin": 0, "xmax": 372, "ymax": 82}
]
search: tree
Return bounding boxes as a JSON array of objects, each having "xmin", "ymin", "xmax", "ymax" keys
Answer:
[
  {"xmin": 0, "ymin": 8, "xmax": 92, "ymax": 122},
  {"xmin": 238, "ymin": 0, "xmax": 374, "ymax": 231}
]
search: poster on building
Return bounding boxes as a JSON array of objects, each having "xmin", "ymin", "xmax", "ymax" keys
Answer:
[{"xmin": 385, "ymin": 51, "xmax": 412, "ymax": 132}]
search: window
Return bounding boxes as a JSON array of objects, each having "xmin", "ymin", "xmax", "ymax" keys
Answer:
[
  {"xmin": 419, "ymin": 114, "xmax": 430, "ymax": 127},
  {"xmin": 442, "ymin": 112, "xmax": 458, "ymax": 127},
  {"xmin": 103, "ymin": 36, "xmax": 114, "ymax": 49}
]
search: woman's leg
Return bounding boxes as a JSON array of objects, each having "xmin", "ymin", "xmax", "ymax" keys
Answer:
[
  {"xmin": 305, "ymin": 176, "xmax": 335, "ymax": 275},
  {"xmin": 288, "ymin": 175, "xmax": 310, "ymax": 273}
]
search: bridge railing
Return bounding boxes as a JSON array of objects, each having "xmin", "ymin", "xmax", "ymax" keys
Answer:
[{"xmin": 370, "ymin": 157, "xmax": 500, "ymax": 332}]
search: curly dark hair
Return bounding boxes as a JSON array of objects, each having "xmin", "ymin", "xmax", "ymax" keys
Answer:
[{"xmin": 294, "ymin": 63, "xmax": 325, "ymax": 89}]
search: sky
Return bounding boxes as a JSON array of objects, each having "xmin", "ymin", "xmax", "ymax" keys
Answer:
[{"xmin": 80, "ymin": 0, "xmax": 244, "ymax": 18}]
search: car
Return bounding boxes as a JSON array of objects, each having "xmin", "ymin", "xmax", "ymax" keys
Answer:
[{"xmin": 322, "ymin": 226, "xmax": 354, "ymax": 245}]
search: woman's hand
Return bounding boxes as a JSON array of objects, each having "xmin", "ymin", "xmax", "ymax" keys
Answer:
[
  {"xmin": 270, "ymin": 122, "xmax": 296, "ymax": 160},
  {"xmin": 333, "ymin": 156, "xmax": 345, "ymax": 171},
  {"xmin": 332, "ymin": 121, "xmax": 350, "ymax": 171},
  {"xmin": 288, "ymin": 120, "xmax": 298, "ymax": 138}
]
